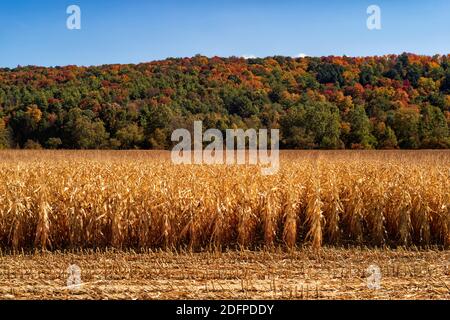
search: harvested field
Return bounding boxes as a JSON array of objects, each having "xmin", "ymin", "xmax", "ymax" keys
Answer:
[{"xmin": 0, "ymin": 249, "xmax": 448, "ymax": 300}]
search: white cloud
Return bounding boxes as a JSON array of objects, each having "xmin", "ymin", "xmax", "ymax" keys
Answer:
[
  {"xmin": 242, "ymin": 55, "xmax": 257, "ymax": 59},
  {"xmin": 294, "ymin": 53, "xmax": 308, "ymax": 58}
]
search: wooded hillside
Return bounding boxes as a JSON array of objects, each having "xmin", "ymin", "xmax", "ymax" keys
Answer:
[{"xmin": 1, "ymin": 53, "xmax": 449, "ymax": 149}]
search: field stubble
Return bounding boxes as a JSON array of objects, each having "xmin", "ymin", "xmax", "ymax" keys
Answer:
[{"xmin": 0, "ymin": 248, "xmax": 448, "ymax": 300}]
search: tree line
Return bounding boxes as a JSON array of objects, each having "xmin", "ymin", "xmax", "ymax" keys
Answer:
[{"xmin": 0, "ymin": 53, "xmax": 449, "ymax": 150}]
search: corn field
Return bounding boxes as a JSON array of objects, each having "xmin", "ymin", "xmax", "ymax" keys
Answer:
[{"xmin": 0, "ymin": 150, "xmax": 449, "ymax": 251}]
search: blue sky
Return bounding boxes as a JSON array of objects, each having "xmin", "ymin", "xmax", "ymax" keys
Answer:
[{"xmin": 1, "ymin": 0, "xmax": 449, "ymax": 68}]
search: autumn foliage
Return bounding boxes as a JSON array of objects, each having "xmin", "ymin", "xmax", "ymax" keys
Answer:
[{"xmin": 0, "ymin": 53, "xmax": 449, "ymax": 149}]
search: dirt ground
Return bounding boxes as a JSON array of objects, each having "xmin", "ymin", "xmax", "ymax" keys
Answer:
[{"xmin": 0, "ymin": 248, "xmax": 448, "ymax": 300}]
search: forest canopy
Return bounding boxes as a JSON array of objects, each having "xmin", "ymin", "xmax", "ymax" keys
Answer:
[{"xmin": 0, "ymin": 53, "xmax": 449, "ymax": 150}]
